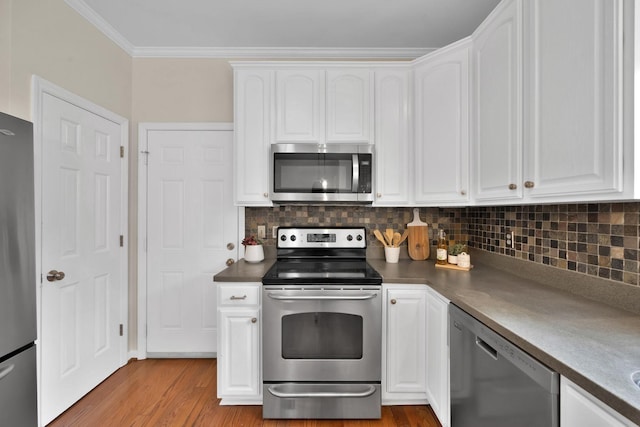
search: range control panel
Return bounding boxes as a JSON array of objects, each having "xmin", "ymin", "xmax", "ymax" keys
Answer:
[{"xmin": 276, "ymin": 227, "xmax": 366, "ymax": 249}]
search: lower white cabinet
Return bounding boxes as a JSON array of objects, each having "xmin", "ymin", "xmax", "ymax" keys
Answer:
[
  {"xmin": 560, "ymin": 376, "xmax": 635, "ymax": 427},
  {"xmin": 216, "ymin": 282, "xmax": 262, "ymax": 404},
  {"xmin": 425, "ymin": 287, "xmax": 450, "ymax": 427},
  {"xmin": 382, "ymin": 284, "xmax": 428, "ymax": 404}
]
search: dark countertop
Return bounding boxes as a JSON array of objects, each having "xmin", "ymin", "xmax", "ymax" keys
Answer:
[{"xmin": 214, "ymin": 252, "xmax": 640, "ymax": 424}]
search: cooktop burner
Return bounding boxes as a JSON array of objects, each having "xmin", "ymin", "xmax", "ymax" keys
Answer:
[{"xmin": 262, "ymin": 227, "xmax": 382, "ymax": 286}]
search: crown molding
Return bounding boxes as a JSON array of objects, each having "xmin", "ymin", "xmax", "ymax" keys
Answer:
[
  {"xmin": 130, "ymin": 46, "xmax": 434, "ymax": 59},
  {"xmin": 64, "ymin": 0, "xmax": 433, "ymax": 60},
  {"xmin": 65, "ymin": 0, "xmax": 135, "ymax": 55}
]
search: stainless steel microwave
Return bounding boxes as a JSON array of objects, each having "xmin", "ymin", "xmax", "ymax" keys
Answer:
[{"xmin": 270, "ymin": 143, "xmax": 374, "ymax": 204}]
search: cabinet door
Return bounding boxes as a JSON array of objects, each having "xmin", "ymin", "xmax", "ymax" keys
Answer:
[
  {"xmin": 234, "ymin": 69, "xmax": 272, "ymax": 205},
  {"xmin": 374, "ymin": 68, "xmax": 411, "ymax": 205},
  {"xmin": 275, "ymin": 69, "xmax": 324, "ymax": 143},
  {"xmin": 560, "ymin": 376, "xmax": 635, "ymax": 427},
  {"xmin": 218, "ymin": 308, "xmax": 261, "ymax": 399},
  {"xmin": 472, "ymin": 0, "xmax": 523, "ymax": 202},
  {"xmin": 326, "ymin": 69, "xmax": 373, "ymax": 143},
  {"xmin": 414, "ymin": 39, "xmax": 470, "ymax": 205},
  {"xmin": 384, "ymin": 287, "xmax": 427, "ymax": 400},
  {"xmin": 425, "ymin": 288, "xmax": 450, "ymax": 427},
  {"xmin": 523, "ymin": 0, "xmax": 623, "ymax": 199}
]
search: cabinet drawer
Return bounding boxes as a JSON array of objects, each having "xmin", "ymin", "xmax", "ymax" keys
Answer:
[{"xmin": 219, "ymin": 284, "xmax": 260, "ymax": 306}]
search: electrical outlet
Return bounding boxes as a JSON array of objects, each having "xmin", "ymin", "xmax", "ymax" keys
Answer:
[
  {"xmin": 506, "ymin": 231, "xmax": 514, "ymax": 248},
  {"xmin": 272, "ymin": 226, "xmax": 278, "ymax": 238},
  {"xmin": 257, "ymin": 225, "xmax": 266, "ymax": 239}
]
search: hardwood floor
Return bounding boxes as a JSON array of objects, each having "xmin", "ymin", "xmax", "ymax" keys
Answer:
[{"xmin": 47, "ymin": 359, "xmax": 441, "ymax": 427}]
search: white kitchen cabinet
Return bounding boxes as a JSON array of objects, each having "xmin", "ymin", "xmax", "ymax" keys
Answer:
[
  {"xmin": 373, "ymin": 67, "xmax": 412, "ymax": 205},
  {"xmin": 472, "ymin": 0, "xmax": 524, "ymax": 202},
  {"xmin": 413, "ymin": 38, "xmax": 470, "ymax": 205},
  {"xmin": 473, "ymin": 0, "xmax": 630, "ymax": 204},
  {"xmin": 232, "ymin": 67, "xmax": 273, "ymax": 206},
  {"xmin": 382, "ymin": 284, "xmax": 428, "ymax": 404},
  {"xmin": 216, "ymin": 282, "xmax": 262, "ymax": 404},
  {"xmin": 275, "ymin": 69, "xmax": 324, "ymax": 143},
  {"xmin": 560, "ymin": 376, "xmax": 635, "ymax": 427},
  {"xmin": 326, "ymin": 69, "xmax": 373, "ymax": 143},
  {"xmin": 522, "ymin": 0, "xmax": 624, "ymax": 200},
  {"xmin": 275, "ymin": 67, "xmax": 374, "ymax": 145},
  {"xmin": 425, "ymin": 287, "xmax": 450, "ymax": 427}
]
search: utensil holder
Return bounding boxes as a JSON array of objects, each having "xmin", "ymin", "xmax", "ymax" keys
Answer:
[{"xmin": 384, "ymin": 247, "xmax": 400, "ymax": 263}]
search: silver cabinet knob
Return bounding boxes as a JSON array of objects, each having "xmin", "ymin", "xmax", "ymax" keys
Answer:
[
  {"xmin": 226, "ymin": 258, "xmax": 235, "ymax": 267},
  {"xmin": 263, "ymin": 192, "xmax": 269, "ymax": 198},
  {"xmin": 251, "ymin": 318, "xmax": 257, "ymax": 323},
  {"xmin": 460, "ymin": 190, "xmax": 466, "ymax": 196},
  {"xmin": 390, "ymin": 299, "xmax": 397, "ymax": 305},
  {"xmin": 524, "ymin": 181, "xmax": 535, "ymax": 189},
  {"xmin": 376, "ymin": 193, "xmax": 382, "ymax": 198},
  {"xmin": 509, "ymin": 183, "xmax": 517, "ymax": 190},
  {"xmin": 46, "ymin": 270, "xmax": 65, "ymax": 282},
  {"xmin": 227, "ymin": 242, "xmax": 235, "ymax": 250}
]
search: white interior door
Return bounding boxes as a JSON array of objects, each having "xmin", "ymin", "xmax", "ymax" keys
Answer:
[
  {"xmin": 142, "ymin": 125, "xmax": 237, "ymax": 356},
  {"xmin": 39, "ymin": 91, "xmax": 126, "ymax": 425}
]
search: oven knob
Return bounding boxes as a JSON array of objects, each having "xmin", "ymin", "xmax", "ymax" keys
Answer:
[
  {"xmin": 290, "ymin": 235, "xmax": 296, "ymax": 241},
  {"xmin": 347, "ymin": 234, "xmax": 353, "ymax": 241},
  {"xmin": 280, "ymin": 235, "xmax": 286, "ymax": 242},
  {"xmin": 356, "ymin": 234, "xmax": 363, "ymax": 241}
]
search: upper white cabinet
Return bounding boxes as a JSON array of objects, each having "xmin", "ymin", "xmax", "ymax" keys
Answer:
[
  {"xmin": 473, "ymin": 0, "xmax": 630, "ymax": 204},
  {"xmin": 522, "ymin": 0, "xmax": 624, "ymax": 199},
  {"xmin": 414, "ymin": 38, "xmax": 471, "ymax": 205},
  {"xmin": 373, "ymin": 67, "xmax": 412, "ymax": 205},
  {"xmin": 274, "ymin": 66, "xmax": 373, "ymax": 144},
  {"xmin": 233, "ymin": 68, "xmax": 273, "ymax": 206},
  {"xmin": 326, "ymin": 69, "xmax": 373, "ymax": 143},
  {"xmin": 275, "ymin": 69, "xmax": 324, "ymax": 143},
  {"xmin": 472, "ymin": 0, "xmax": 523, "ymax": 202}
]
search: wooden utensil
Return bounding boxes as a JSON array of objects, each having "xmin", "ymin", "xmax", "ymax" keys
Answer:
[
  {"xmin": 385, "ymin": 228, "xmax": 394, "ymax": 247},
  {"xmin": 407, "ymin": 208, "xmax": 430, "ymax": 260},
  {"xmin": 398, "ymin": 229, "xmax": 409, "ymax": 246},
  {"xmin": 392, "ymin": 232, "xmax": 402, "ymax": 247},
  {"xmin": 373, "ymin": 229, "xmax": 389, "ymax": 247}
]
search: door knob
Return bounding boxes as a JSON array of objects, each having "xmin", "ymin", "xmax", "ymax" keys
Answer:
[
  {"xmin": 226, "ymin": 258, "xmax": 235, "ymax": 267},
  {"xmin": 46, "ymin": 270, "xmax": 65, "ymax": 282},
  {"xmin": 227, "ymin": 242, "xmax": 235, "ymax": 250}
]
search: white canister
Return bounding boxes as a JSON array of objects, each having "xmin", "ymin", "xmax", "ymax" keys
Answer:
[
  {"xmin": 384, "ymin": 247, "xmax": 400, "ymax": 263},
  {"xmin": 458, "ymin": 252, "xmax": 471, "ymax": 268}
]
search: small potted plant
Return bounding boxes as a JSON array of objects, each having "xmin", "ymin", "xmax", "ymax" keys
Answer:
[
  {"xmin": 448, "ymin": 243, "xmax": 467, "ymax": 265},
  {"xmin": 242, "ymin": 235, "xmax": 264, "ymax": 263}
]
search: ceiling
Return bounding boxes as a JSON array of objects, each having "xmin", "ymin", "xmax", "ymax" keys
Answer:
[{"xmin": 65, "ymin": 0, "xmax": 501, "ymax": 59}]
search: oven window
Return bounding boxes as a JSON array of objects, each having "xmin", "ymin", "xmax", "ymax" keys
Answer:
[
  {"xmin": 273, "ymin": 153, "xmax": 352, "ymax": 193},
  {"xmin": 281, "ymin": 312, "xmax": 363, "ymax": 359}
]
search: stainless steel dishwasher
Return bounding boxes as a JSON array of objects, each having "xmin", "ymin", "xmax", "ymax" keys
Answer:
[{"xmin": 449, "ymin": 304, "xmax": 559, "ymax": 427}]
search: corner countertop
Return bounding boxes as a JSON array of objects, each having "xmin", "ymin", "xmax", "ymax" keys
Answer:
[{"xmin": 214, "ymin": 253, "xmax": 640, "ymax": 424}]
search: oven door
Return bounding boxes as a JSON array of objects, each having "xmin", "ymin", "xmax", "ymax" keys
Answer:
[{"xmin": 262, "ymin": 285, "xmax": 382, "ymax": 382}]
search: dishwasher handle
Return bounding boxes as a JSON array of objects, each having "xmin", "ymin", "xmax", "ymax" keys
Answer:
[{"xmin": 476, "ymin": 336, "xmax": 498, "ymax": 360}]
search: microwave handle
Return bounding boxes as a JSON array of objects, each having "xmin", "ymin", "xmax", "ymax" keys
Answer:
[{"xmin": 352, "ymin": 154, "xmax": 359, "ymax": 192}]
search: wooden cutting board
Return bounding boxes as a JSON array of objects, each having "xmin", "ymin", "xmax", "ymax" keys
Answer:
[{"xmin": 407, "ymin": 208, "xmax": 430, "ymax": 261}]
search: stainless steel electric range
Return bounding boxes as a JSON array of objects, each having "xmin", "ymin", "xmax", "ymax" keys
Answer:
[{"xmin": 261, "ymin": 227, "xmax": 383, "ymax": 419}]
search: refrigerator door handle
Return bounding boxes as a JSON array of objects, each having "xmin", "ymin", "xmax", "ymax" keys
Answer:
[{"xmin": 0, "ymin": 364, "xmax": 15, "ymax": 381}]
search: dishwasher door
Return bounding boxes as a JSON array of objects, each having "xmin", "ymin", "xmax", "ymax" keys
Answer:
[{"xmin": 449, "ymin": 304, "xmax": 559, "ymax": 427}]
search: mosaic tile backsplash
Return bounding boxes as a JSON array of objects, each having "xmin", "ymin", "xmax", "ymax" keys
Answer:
[{"xmin": 245, "ymin": 202, "xmax": 640, "ymax": 287}]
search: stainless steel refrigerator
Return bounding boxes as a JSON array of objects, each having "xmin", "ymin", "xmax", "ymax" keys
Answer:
[{"xmin": 0, "ymin": 112, "xmax": 38, "ymax": 426}]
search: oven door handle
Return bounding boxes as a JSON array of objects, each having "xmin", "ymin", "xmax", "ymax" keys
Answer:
[
  {"xmin": 266, "ymin": 292, "xmax": 378, "ymax": 301},
  {"xmin": 267, "ymin": 384, "xmax": 377, "ymax": 399}
]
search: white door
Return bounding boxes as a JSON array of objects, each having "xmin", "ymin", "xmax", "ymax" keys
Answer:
[
  {"xmin": 142, "ymin": 126, "xmax": 237, "ymax": 355},
  {"xmin": 40, "ymin": 92, "xmax": 126, "ymax": 425}
]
